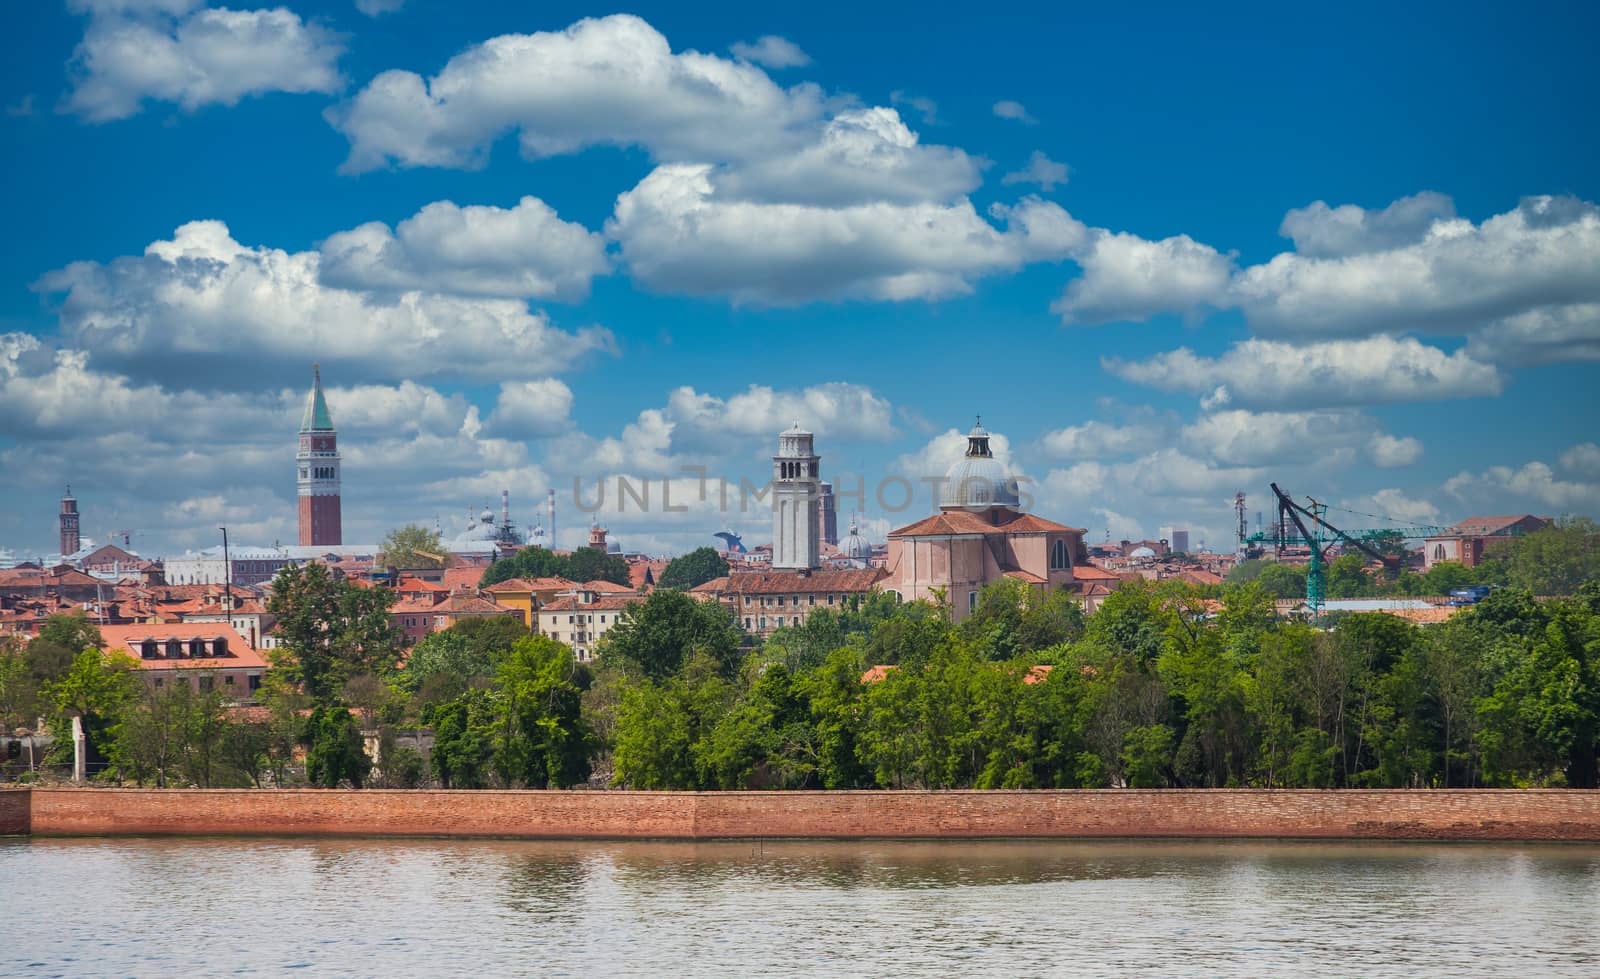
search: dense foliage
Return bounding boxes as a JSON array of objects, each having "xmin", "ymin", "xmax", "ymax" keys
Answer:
[
  {"xmin": 656, "ymin": 547, "xmax": 730, "ymax": 591},
  {"xmin": 380, "ymin": 524, "xmax": 446, "ymax": 570},
  {"xmin": 479, "ymin": 546, "xmax": 631, "ymax": 588}
]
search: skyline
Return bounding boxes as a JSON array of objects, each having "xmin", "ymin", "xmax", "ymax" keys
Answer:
[{"xmin": 2, "ymin": 1, "xmax": 1598, "ymax": 557}]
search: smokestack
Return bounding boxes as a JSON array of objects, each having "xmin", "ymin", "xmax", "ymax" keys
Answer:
[{"xmin": 548, "ymin": 488, "xmax": 556, "ymax": 551}]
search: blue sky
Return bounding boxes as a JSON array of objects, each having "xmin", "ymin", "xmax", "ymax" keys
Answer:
[{"xmin": 1, "ymin": 0, "xmax": 1597, "ymax": 559}]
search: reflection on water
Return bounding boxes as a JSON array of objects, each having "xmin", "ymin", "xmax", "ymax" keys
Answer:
[{"xmin": 5, "ymin": 836, "xmax": 1600, "ymax": 977}]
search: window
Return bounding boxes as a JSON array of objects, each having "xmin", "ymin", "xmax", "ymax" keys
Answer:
[
  {"xmin": 777, "ymin": 616, "xmax": 785, "ymax": 627},
  {"xmin": 791, "ymin": 596, "xmax": 800, "ymax": 606},
  {"xmin": 1050, "ymin": 538, "xmax": 1070, "ymax": 571},
  {"xmin": 214, "ymin": 637, "xmax": 228, "ymax": 656},
  {"xmin": 968, "ymin": 590, "xmax": 979, "ymax": 614},
  {"xmin": 249, "ymin": 675, "xmax": 261, "ymax": 692},
  {"xmin": 141, "ymin": 639, "xmax": 157, "ymax": 659},
  {"xmin": 224, "ymin": 675, "xmax": 235, "ymax": 686},
  {"xmin": 1433, "ymin": 544, "xmax": 1445, "ymax": 560},
  {"xmin": 153, "ymin": 677, "xmax": 164, "ymax": 688},
  {"xmin": 744, "ymin": 618, "xmax": 752, "ymax": 629},
  {"xmin": 166, "ymin": 639, "xmax": 182, "ymax": 659},
  {"xmin": 828, "ymin": 594, "xmax": 835, "ymax": 605},
  {"xmin": 759, "ymin": 617, "xmax": 767, "ymax": 629},
  {"xmin": 808, "ymin": 594, "xmax": 816, "ymax": 605}
]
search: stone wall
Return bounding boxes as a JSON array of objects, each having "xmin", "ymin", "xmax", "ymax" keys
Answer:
[{"xmin": 11, "ymin": 788, "xmax": 1600, "ymax": 840}]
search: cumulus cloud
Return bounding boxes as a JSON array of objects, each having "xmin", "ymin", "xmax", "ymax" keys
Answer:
[
  {"xmin": 327, "ymin": 14, "xmax": 825, "ymax": 172},
  {"xmin": 64, "ymin": 2, "xmax": 344, "ymax": 121},
  {"xmin": 1444, "ymin": 452, "xmax": 1600, "ymax": 514},
  {"xmin": 319, "ymin": 196, "xmax": 609, "ymax": 301},
  {"xmin": 1337, "ymin": 488, "xmax": 1442, "ymax": 527},
  {"xmin": 1368, "ymin": 433, "xmax": 1424, "ymax": 468},
  {"xmin": 1180, "ymin": 409, "xmax": 1377, "ymax": 467},
  {"xmin": 1236, "ymin": 195, "xmax": 1600, "ymax": 338},
  {"xmin": 992, "ymin": 100, "xmax": 1036, "ymax": 124},
  {"xmin": 1002, "ymin": 151, "xmax": 1069, "ymax": 191},
  {"xmin": 1278, "ymin": 191, "xmax": 1457, "ymax": 258},
  {"xmin": 1038, "ymin": 419, "xmax": 1169, "ymax": 460},
  {"xmin": 33, "ymin": 220, "xmax": 615, "ymax": 386},
  {"xmin": 729, "ymin": 34, "xmax": 810, "ymax": 69},
  {"xmin": 1105, "ymin": 335, "xmax": 1502, "ymax": 409},
  {"xmin": 667, "ymin": 382, "xmax": 896, "ymax": 443},
  {"xmin": 1052, "ymin": 230, "xmax": 1236, "ymax": 324},
  {"xmin": 485, "ymin": 380, "xmax": 575, "ymax": 437},
  {"xmin": 607, "ymin": 166, "xmax": 1084, "ymax": 304},
  {"xmin": 1561, "ymin": 443, "xmax": 1600, "ymax": 480},
  {"xmin": 1465, "ymin": 303, "xmax": 1600, "ymax": 366}
]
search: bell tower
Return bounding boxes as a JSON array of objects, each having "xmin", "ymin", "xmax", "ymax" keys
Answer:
[
  {"xmin": 296, "ymin": 363, "xmax": 342, "ymax": 546},
  {"xmin": 59, "ymin": 486, "xmax": 80, "ymax": 557},
  {"xmin": 772, "ymin": 423, "xmax": 820, "ymax": 571}
]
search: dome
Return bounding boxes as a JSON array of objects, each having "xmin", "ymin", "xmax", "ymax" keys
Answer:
[
  {"xmin": 1131, "ymin": 546, "xmax": 1156, "ymax": 559},
  {"xmin": 607, "ymin": 540, "xmax": 622, "ymax": 554},
  {"xmin": 843, "ymin": 523, "xmax": 872, "ymax": 560},
  {"xmin": 939, "ymin": 418, "xmax": 1020, "ymax": 510}
]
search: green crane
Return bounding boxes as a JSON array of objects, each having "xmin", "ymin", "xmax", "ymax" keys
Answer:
[{"xmin": 1239, "ymin": 483, "xmax": 1448, "ymax": 619}]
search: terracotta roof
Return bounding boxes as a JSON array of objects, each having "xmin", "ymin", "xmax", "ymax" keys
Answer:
[
  {"xmin": 537, "ymin": 595, "xmax": 644, "ymax": 613},
  {"xmin": 1071, "ymin": 564, "xmax": 1121, "ymax": 581},
  {"xmin": 723, "ymin": 568, "xmax": 887, "ymax": 595},
  {"xmin": 689, "ymin": 576, "xmax": 730, "ymax": 594},
  {"xmin": 482, "ymin": 577, "xmax": 537, "ymax": 592},
  {"xmin": 860, "ymin": 665, "xmax": 897, "ymax": 683},
  {"xmin": 1179, "ymin": 570, "xmax": 1225, "ymax": 586},
  {"xmin": 440, "ymin": 594, "xmax": 518, "ymax": 616},
  {"xmin": 396, "ymin": 577, "xmax": 447, "ymax": 594},
  {"xmin": 99, "ymin": 622, "xmax": 266, "ymax": 670},
  {"xmin": 889, "ymin": 509, "xmax": 1086, "ymax": 538},
  {"xmin": 0, "ymin": 567, "xmax": 103, "ymax": 589},
  {"xmin": 441, "ymin": 567, "xmax": 484, "ymax": 593},
  {"xmin": 1382, "ymin": 606, "xmax": 1460, "ymax": 625},
  {"xmin": 582, "ymin": 579, "xmax": 637, "ymax": 593},
  {"xmin": 1447, "ymin": 515, "xmax": 1549, "ymax": 537},
  {"xmin": 1002, "ymin": 569, "xmax": 1048, "ymax": 584}
]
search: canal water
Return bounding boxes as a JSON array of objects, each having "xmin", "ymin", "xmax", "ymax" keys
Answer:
[{"xmin": 4, "ymin": 837, "xmax": 1598, "ymax": 977}]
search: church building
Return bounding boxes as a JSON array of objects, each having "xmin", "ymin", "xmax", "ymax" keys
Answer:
[{"xmin": 879, "ymin": 420, "xmax": 1093, "ymax": 621}]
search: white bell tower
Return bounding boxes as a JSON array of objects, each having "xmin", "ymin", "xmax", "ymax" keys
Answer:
[{"xmin": 772, "ymin": 423, "xmax": 820, "ymax": 571}]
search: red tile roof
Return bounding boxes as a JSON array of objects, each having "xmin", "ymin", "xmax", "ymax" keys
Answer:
[
  {"xmin": 889, "ymin": 509, "xmax": 1086, "ymax": 538},
  {"xmin": 99, "ymin": 623, "xmax": 266, "ymax": 670},
  {"xmin": 582, "ymin": 579, "xmax": 638, "ymax": 593},
  {"xmin": 1071, "ymin": 564, "xmax": 1122, "ymax": 581},
  {"xmin": 689, "ymin": 576, "xmax": 731, "ymax": 594},
  {"xmin": 537, "ymin": 595, "xmax": 644, "ymax": 613},
  {"xmin": 1447, "ymin": 515, "xmax": 1550, "ymax": 537},
  {"xmin": 723, "ymin": 568, "xmax": 886, "ymax": 595},
  {"xmin": 1002, "ymin": 569, "xmax": 1048, "ymax": 584}
]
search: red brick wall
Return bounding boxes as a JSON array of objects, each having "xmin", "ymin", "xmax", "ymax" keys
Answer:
[
  {"xmin": 0, "ymin": 789, "xmax": 28, "ymax": 835},
  {"xmin": 16, "ymin": 788, "xmax": 1600, "ymax": 840}
]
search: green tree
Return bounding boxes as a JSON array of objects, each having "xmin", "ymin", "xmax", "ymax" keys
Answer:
[
  {"xmin": 267, "ymin": 562, "xmax": 401, "ymax": 703},
  {"xmin": 45, "ymin": 649, "xmax": 139, "ymax": 772},
  {"xmin": 598, "ymin": 589, "xmax": 744, "ymax": 680},
  {"xmin": 488, "ymin": 636, "xmax": 591, "ymax": 788},
  {"xmin": 1498, "ymin": 517, "xmax": 1600, "ymax": 596},
  {"xmin": 426, "ymin": 690, "xmax": 495, "ymax": 788},
  {"xmin": 1325, "ymin": 553, "xmax": 1371, "ymax": 598},
  {"xmin": 1253, "ymin": 563, "xmax": 1310, "ymax": 600},
  {"xmin": 304, "ymin": 705, "xmax": 371, "ymax": 788},
  {"xmin": 0, "ymin": 637, "xmax": 37, "ymax": 733},
  {"xmin": 657, "ymin": 547, "xmax": 730, "ymax": 591},
  {"xmin": 381, "ymin": 524, "xmax": 446, "ymax": 570},
  {"xmin": 480, "ymin": 546, "xmax": 632, "ymax": 588},
  {"xmin": 25, "ymin": 612, "xmax": 103, "ymax": 688}
]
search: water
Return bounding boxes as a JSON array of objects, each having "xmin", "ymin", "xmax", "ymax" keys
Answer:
[{"xmin": 4, "ymin": 837, "xmax": 1599, "ymax": 977}]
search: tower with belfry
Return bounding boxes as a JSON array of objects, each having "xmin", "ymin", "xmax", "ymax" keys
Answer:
[{"xmin": 296, "ymin": 364, "xmax": 342, "ymax": 546}]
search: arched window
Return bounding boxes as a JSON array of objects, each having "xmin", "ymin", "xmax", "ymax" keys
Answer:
[
  {"xmin": 189, "ymin": 638, "xmax": 206, "ymax": 658},
  {"xmin": 141, "ymin": 639, "xmax": 158, "ymax": 659},
  {"xmin": 1433, "ymin": 544, "xmax": 1445, "ymax": 560},
  {"xmin": 165, "ymin": 639, "xmax": 183, "ymax": 659},
  {"xmin": 1050, "ymin": 538, "xmax": 1071, "ymax": 571}
]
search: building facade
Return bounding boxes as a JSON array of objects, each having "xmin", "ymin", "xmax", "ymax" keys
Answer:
[
  {"xmin": 1424, "ymin": 515, "xmax": 1550, "ymax": 569},
  {"xmin": 297, "ymin": 364, "xmax": 342, "ymax": 547},
  {"xmin": 59, "ymin": 487, "xmax": 80, "ymax": 557},
  {"xmin": 879, "ymin": 421, "xmax": 1093, "ymax": 622}
]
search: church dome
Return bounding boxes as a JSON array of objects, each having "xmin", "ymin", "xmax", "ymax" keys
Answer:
[
  {"xmin": 843, "ymin": 522, "xmax": 872, "ymax": 560},
  {"xmin": 939, "ymin": 419, "xmax": 1020, "ymax": 510}
]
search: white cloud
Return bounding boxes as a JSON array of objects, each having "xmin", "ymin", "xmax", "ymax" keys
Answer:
[
  {"xmin": 1466, "ymin": 302, "xmax": 1600, "ymax": 367},
  {"xmin": 486, "ymin": 380, "xmax": 575, "ymax": 437},
  {"xmin": 992, "ymin": 100, "xmax": 1036, "ymax": 124},
  {"xmin": 667, "ymin": 382, "xmax": 896, "ymax": 443},
  {"xmin": 1052, "ymin": 229, "xmax": 1235, "ymax": 324},
  {"xmin": 1368, "ymin": 433, "xmax": 1424, "ymax": 468},
  {"xmin": 1002, "ymin": 151, "xmax": 1069, "ymax": 191},
  {"xmin": 1278, "ymin": 191, "xmax": 1456, "ymax": 258},
  {"xmin": 1039, "ymin": 419, "xmax": 1168, "ymax": 460},
  {"xmin": 708, "ymin": 107, "xmax": 983, "ymax": 207},
  {"xmin": 1444, "ymin": 453, "xmax": 1600, "ymax": 514},
  {"xmin": 1180, "ymin": 409, "xmax": 1376, "ymax": 467},
  {"xmin": 328, "ymin": 14, "xmax": 824, "ymax": 172},
  {"xmin": 33, "ymin": 220, "xmax": 615, "ymax": 385},
  {"xmin": 729, "ymin": 34, "xmax": 810, "ymax": 69},
  {"xmin": 1337, "ymin": 488, "xmax": 1441, "ymax": 527},
  {"xmin": 607, "ymin": 165, "xmax": 1083, "ymax": 303},
  {"xmin": 895, "ymin": 427, "xmax": 1020, "ymax": 483},
  {"xmin": 355, "ymin": 0, "xmax": 404, "ymax": 16},
  {"xmin": 1105, "ymin": 335, "xmax": 1502, "ymax": 409},
  {"xmin": 319, "ymin": 196, "xmax": 609, "ymax": 301},
  {"xmin": 1236, "ymin": 195, "xmax": 1600, "ymax": 338},
  {"xmin": 64, "ymin": 3, "xmax": 344, "ymax": 122},
  {"xmin": 1559, "ymin": 443, "xmax": 1600, "ymax": 480}
]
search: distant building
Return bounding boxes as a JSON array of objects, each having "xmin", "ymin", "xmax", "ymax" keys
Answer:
[
  {"xmin": 100, "ymin": 622, "xmax": 267, "ymax": 701},
  {"xmin": 709, "ymin": 567, "xmax": 886, "ymax": 637},
  {"xmin": 1170, "ymin": 529, "xmax": 1191, "ymax": 554},
  {"xmin": 296, "ymin": 364, "xmax": 342, "ymax": 547},
  {"xmin": 773, "ymin": 424, "xmax": 822, "ymax": 571},
  {"xmin": 59, "ymin": 487, "xmax": 80, "ymax": 557},
  {"xmin": 1424, "ymin": 515, "xmax": 1551, "ymax": 569},
  {"xmin": 817, "ymin": 481, "xmax": 838, "ymax": 546},
  {"xmin": 879, "ymin": 420, "xmax": 1096, "ymax": 622},
  {"xmin": 536, "ymin": 588, "xmax": 645, "ymax": 663}
]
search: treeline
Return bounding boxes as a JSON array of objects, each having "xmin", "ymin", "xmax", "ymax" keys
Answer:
[
  {"xmin": 480, "ymin": 545, "xmax": 632, "ymax": 588},
  {"xmin": 6, "ymin": 560, "xmax": 1599, "ymax": 791}
]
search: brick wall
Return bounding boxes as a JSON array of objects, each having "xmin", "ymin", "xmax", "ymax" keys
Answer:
[
  {"xmin": 0, "ymin": 788, "xmax": 28, "ymax": 835},
  {"xmin": 17, "ymin": 788, "xmax": 1600, "ymax": 840}
]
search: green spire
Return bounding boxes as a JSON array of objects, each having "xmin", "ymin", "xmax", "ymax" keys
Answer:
[{"xmin": 300, "ymin": 363, "xmax": 334, "ymax": 432}]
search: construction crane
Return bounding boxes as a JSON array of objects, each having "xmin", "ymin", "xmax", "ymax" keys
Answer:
[{"xmin": 1239, "ymin": 483, "xmax": 1448, "ymax": 619}]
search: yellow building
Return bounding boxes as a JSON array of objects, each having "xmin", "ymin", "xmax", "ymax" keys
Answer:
[{"xmin": 481, "ymin": 576, "xmax": 578, "ymax": 628}]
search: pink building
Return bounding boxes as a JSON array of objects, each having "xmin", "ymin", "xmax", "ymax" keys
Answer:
[{"xmin": 879, "ymin": 421, "xmax": 1096, "ymax": 621}]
